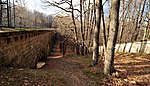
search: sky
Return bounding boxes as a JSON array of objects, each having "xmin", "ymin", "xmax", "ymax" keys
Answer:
[
  {"xmin": 26, "ymin": 0, "xmax": 58, "ymax": 15},
  {"xmin": 26, "ymin": 0, "xmax": 80, "ymax": 15},
  {"xmin": 18, "ymin": 0, "xmax": 109, "ymax": 16}
]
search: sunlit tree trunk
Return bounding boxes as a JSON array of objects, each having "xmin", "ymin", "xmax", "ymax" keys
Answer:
[
  {"xmin": 143, "ymin": 13, "xmax": 150, "ymax": 40},
  {"xmin": 145, "ymin": 8, "xmax": 150, "ymax": 40},
  {"xmin": 83, "ymin": 0, "xmax": 90, "ymax": 55},
  {"xmin": 70, "ymin": 0, "xmax": 80, "ymax": 55},
  {"xmin": 104, "ymin": 0, "xmax": 120, "ymax": 75},
  {"xmin": 87, "ymin": 0, "xmax": 91, "ymax": 41},
  {"xmin": 88, "ymin": 5, "xmax": 94, "ymax": 50},
  {"xmin": 101, "ymin": 5, "xmax": 107, "ymax": 55},
  {"xmin": 92, "ymin": 0, "xmax": 102, "ymax": 66},
  {"xmin": 106, "ymin": 0, "xmax": 111, "ymax": 42},
  {"xmin": 80, "ymin": 0, "xmax": 85, "ymax": 55},
  {"xmin": 117, "ymin": 0, "xmax": 125, "ymax": 52}
]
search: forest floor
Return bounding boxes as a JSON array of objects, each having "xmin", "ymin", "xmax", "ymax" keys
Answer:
[{"xmin": 0, "ymin": 41, "xmax": 150, "ymax": 86}]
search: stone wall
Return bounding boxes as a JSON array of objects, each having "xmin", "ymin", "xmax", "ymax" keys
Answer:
[
  {"xmin": 0, "ymin": 30, "xmax": 55, "ymax": 68},
  {"xmin": 99, "ymin": 40, "xmax": 150, "ymax": 54}
]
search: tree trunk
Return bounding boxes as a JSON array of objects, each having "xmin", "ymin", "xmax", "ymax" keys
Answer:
[
  {"xmin": 84, "ymin": 0, "xmax": 90, "ymax": 55},
  {"xmin": 106, "ymin": 0, "xmax": 111, "ymax": 42},
  {"xmin": 80, "ymin": 0, "xmax": 85, "ymax": 55},
  {"xmin": 0, "ymin": 0, "xmax": 2, "ymax": 26},
  {"xmin": 117, "ymin": 0, "xmax": 125, "ymax": 52},
  {"xmin": 70, "ymin": 0, "xmax": 80, "ymax": 55},
  {"xmin": 92, "ymin": 0, "xmax": 102, "ymax": 66},
  {"xmin": 101, "ymin": 5, "xmax": 107, "ymax": 55},
  {"xmin": 104, "ymin": 0, "xmax": 120, "ymax": 75},
  {"xmin": 88, "ymin": 5, "xmax": 94, "ymax": 50}
]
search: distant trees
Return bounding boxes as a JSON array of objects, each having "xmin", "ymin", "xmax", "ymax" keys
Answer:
[
  {"xmin": 116, "ymin": 0, "xmax": 150, "ymax": 43},
  {"xmin": 15, "ymin": 5, "xmax": 53, "ymax": 28},
  {"xmin": 0, "ymin": 0, "xmax": 53, "ymax": 28}
]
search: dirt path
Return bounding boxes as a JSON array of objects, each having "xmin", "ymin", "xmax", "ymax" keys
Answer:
[
  {"xmin": 43, "ymin": 57, "xmax": 96, "ymax": 86},
  {"xmin": 42, "ymin": 41, "xmax": 96, "ymax": 86}
]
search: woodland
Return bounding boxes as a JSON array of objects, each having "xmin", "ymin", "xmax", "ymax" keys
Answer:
[
  {"xmin": 43, "ymin": 0, "xmax": 150, "ymax": 74},
  {"xmin": 0, "ymin": 0, "xmax": 150, "ymax": 85}
]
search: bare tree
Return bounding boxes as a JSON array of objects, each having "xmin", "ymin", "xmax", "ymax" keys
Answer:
[
  {"xmin": 104, "ymin": 0, "xmax": 120, "ymax": 75},
  {"xmin": 80, "ymin": 0, "xmax": 85, "ymax": 55},
  {"xmin": 92, "ymin": 0, "xmax": 102, "ymax": 66},
  {"xmin": 101, "ymin": 5, "xmax": 107, "ymax": 55},
  {"xmin": 16, "ymin": 0, "xmax": 27, "ymax": 7},
  {"xmin": 88, "ymin": 4, "xmax": 95, "ymax": 51},
  {"xmin": 42, "ymin": 0, "xmax": 81, "ymax": 55},
  {"xmin": 143, "ymin": 1, "xmax": 150, "ymax": 40},
  {"xmin": 0, "ymin": 0, "xmax": 2, "ymax": 26}
]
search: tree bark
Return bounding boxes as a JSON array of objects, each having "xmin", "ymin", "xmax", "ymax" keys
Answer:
[
  {"xmin": 88, "ymin": 5, "xmax": 94, "ymax": 49},
  {"xmin": 117, "ymin": 0, "xmax": 125, "ymax": 52},
  {"xmin": 70, "ymin": 0, "xmax": 80, "ymax": 55},
  {"xmin": 80, "ymin": 0, "xmax": 85, "ymax": 55},
  {"xmin": 104, "ymin": 0, "xmax": 120, "ymax": 75},
  {"xmin": 92, "ymin": 0, "xmax": 102, "ymax": 66},
  {"xmin": 0, "ymin": 0, "xmax": 2, "ymax": 26},
  {"xmin": 101, "ymin": 5, "xmax": 107, "ymax": 55}
]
